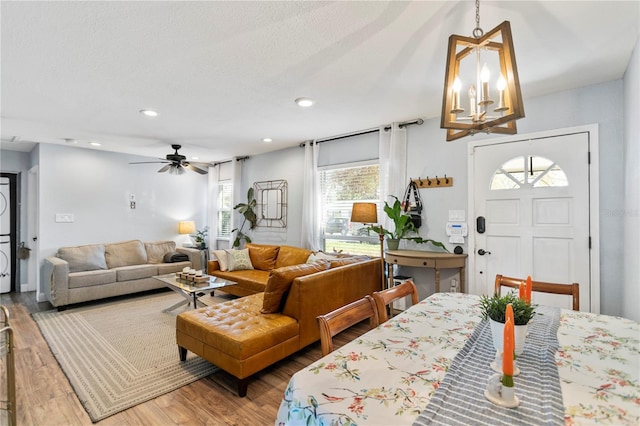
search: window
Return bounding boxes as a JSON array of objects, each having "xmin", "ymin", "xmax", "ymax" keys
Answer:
[
  {"xmin": 319, "ymin": 162, "xmax": 380, "ymax": 256},
  {"xmin": 217, "ymin": 180, "xmax": 232, "ymax": 237},
  {"xmin": 490, "ymin": 155, "xmax": 568, "ymax": 190}
]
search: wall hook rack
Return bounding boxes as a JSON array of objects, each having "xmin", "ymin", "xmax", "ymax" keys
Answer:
[{"xmin": 412, "ymin": 175, "xmax": 454, "ymax": 188}]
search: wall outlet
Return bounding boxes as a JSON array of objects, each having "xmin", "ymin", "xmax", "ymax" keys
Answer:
[
  {"xmin": 130, "ymin": 201, "xmax": 136, "ymax": 209},
  {"xmin": 55, "ymin": 213, "xmax": 74, "ymax": 223}
]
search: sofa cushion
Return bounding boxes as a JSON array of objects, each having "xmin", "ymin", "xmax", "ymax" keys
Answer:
[
  {"xmin": 261, "ymin": 260, "xmax": 331, "ymax": 313},
  {"xmin": 115, "ymin": 264, "xmax": 158, "ymax": 282},
  {"xmin": 105, "ymin": 240, "xmax": 147, "ymax": 269},
  {"xmin": 275, "ymin": 246, "xmax": 313, "ymax": 269},
  {"xmin": 68, "ymin": 269, "xmax": 117, "ymax": 289},
  {"xmin": 246, "ymin": 243, "xmax": 280, "ymax": 271},
  {"xmin": 226, "ymin": 249, "xmax": 254, "ymax": 272},
  {"xmin": 145, "ymin": 241, "xmax": 177, "ymax": 264},
  {"xmin": 209, "ymin": 269, "xmax": 270, "ymax": 294},
  {"xmin": 211, "ymin": 250, "xmax": 229, "ymax": 271},
  {"xmin": 58, "ymin": 244, "xmax": 107, "ymax": 273}
]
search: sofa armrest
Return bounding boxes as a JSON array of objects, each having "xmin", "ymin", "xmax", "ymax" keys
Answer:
[
  {"xmin": 43, "ymin": 256, "xmax": 70, "ymax": 308},
  {"xmin": 207, "ymin": 260, "xmax": 221, "ymax": 274},
  {"xmin": 176, "ymin": 247, "xmax": 203, "ymax": 270}
]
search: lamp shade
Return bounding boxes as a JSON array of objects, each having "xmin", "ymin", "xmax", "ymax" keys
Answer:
[
  {"xmin": 350, "ymin": 203, "xmax": 378, "ymax": 224},
  {"xmin": 178, "ymin": 221, "xmax": 196, "ymax": 234}
]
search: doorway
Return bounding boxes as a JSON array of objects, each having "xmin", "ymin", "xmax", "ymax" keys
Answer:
[
  {"xmin": 468, "ymin": 125, "xmax": 599, "ymax": 312},
  {"xmin": 0, "ymin": 173, "xmax": 18, "ymax": 293}
]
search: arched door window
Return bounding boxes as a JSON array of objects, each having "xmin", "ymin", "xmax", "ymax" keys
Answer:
[{"xmin": 490, "ymin": 155, "xmax": 568, "ymax": 190}]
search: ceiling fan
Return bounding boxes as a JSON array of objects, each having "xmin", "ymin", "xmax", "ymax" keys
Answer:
[{"xmin": 130, "ymin": 144, "xmax": 208, "ymax": 175}]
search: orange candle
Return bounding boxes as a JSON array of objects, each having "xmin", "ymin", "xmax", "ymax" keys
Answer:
[
  {"xmin": 505, "ymin": 303, "xmax": 514, "ymax": 325},
  {"xmin": 518, "ymin": 282, "xmax": 526, "ymax": 301},
  {"xmin": 525, "ymin": 275, "xmax": 533, "ymax": 304},
  {"xmin": 503, "ymin": 317, "xmax": 514, "ymax": 377}
]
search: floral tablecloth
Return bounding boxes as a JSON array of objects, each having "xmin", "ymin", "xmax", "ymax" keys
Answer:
[{"xmin": 275, "ymin": 292, "xmax": 639, "ymax": 425}]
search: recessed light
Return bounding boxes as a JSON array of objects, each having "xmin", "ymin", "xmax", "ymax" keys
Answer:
[
  {"xmin": 191, "ymin": 156, "xmax": 199, "ymax": 160},
  {"xmin": 262, "ymin": 138, "xmax": 273, "ymax": 143},
  {"xmin": 295, "ymin": 98, "xmax": 314, "ymax": 107},
  {"xmin": 89, "ymin": 141, "xmax": 102, "ymax": 147},
  {"xmin": 139, "ymin": 109, "xmax": 158, "ymax": 117}
]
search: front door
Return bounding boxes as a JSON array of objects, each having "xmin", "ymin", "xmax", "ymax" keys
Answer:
[{"xmin": 470, "ymin": 129, "xmax": 596, "ymax": 311}]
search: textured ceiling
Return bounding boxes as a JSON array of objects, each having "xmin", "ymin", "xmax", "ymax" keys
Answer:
[{"xmin": 1, "ymin": 1, "xmax": 638, "ymax": 162}]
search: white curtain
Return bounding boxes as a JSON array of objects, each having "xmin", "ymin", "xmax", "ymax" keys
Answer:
[
  {"xmin": 231, "ymin": 157, "xmax": 243, "ymax": 245},
  {"xmin": 379, "ymin": 123, "xmax": 407, "ymax": 232},
  {"xmin": 301, "ymin": 141, "xmax": 321, "ymax": 250},
  {"xmin": 208, "ymin": 164, "xmax": 219, "ymax": 250}
]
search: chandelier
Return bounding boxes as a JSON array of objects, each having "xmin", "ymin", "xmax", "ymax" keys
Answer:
[{"xmin": 441, "ymin": 0, "xmax": 524, "ymax": 141}]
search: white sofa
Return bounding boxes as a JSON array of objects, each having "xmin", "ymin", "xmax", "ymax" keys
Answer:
[{"xmin": 43, "ymin": 239, "xmax": 202, "ymax": 309}]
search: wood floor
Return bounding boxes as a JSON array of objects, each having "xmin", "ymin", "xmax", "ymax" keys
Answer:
[{"xmin": 0, "ymin": 290, "xmax": 368, "ymax": 425}]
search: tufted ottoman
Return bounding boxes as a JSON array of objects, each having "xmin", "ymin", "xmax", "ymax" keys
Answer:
[{"xmin": 176, "ymin": 292, "xmax": 299, "ymax": 397}]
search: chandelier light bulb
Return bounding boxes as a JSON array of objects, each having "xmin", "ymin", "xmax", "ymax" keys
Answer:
[{"xmin": 451, "ymin": 77, "xmax": 464, "ymax": 113}]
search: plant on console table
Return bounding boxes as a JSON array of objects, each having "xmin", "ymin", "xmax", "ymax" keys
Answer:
[
  {"xmin": 192, "ymin": 227, "xmax": 209, "ymax": 249},
  {"xmin": 366, "ymin": 196, "xmax": 448, "ymax": 252},
  {"xmin": 232, "ymin": 187, "xmax": 257, "ymax": 248}
]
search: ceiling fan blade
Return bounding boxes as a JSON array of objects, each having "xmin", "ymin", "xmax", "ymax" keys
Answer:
[
  {"xmin": 184, "ymin": 163, "xmax": 208, "ymax": 175},
  {"xmin": 129, "ymin": 161, "xmax": 170, "ymax": 164},
  {"xmin": 157, "ymin": 164, "xmax": 172, "ymax": 173}
]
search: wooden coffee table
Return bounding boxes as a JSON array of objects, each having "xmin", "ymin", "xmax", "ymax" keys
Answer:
[{"xmin": 154, "ymin": 273, "xmax": 237, "ymax": 311}]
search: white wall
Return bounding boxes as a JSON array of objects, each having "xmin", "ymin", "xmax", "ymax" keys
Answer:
[
  {"xmin": 240, "ymin": 148, "xmax": 306, "ymax": 246},
  {"xmin": 245, "ymin": 79, "xmax": 629, "ymax": 317},
  {"xmin": 623, "ymin": 36, "xmax": 640, "ymax": 322},
  {"xmin": 37, "ymin": 144, "xmax": 208, "ymax": 299}
]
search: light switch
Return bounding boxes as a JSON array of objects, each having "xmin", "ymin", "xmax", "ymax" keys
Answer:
[
  {"xmin": 448, "ymin": 210, "xmax": 465, "ymax": 222},
  {"xmin": 55, "ymin": 213, "xmax": 74, "ymax": 223}
]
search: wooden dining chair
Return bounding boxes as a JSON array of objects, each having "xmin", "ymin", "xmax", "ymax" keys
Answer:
[
  {"xmin": 316, "ymin": 296, "xmax": 379, "ymax": 356},
  {"xmin": 372, "ymin": 279, "xmax": 419, "ymax": 323},
  {"xmin": 494, "ymin": 274, "xmax": 580, "ymax": 311}
]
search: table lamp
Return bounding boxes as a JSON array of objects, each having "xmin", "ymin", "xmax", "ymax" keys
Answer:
[
  {"xmin": 351, "ymin": 202, "xmax": 386, "ymax": 290},
  {"xmin": 178, "ymin": 221, "xmax": 196, "ymax": 246}
]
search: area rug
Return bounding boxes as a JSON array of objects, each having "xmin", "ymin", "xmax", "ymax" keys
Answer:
[{"xmin": 33, "ymin": 291, "xmax": 223, "ymax": 422}]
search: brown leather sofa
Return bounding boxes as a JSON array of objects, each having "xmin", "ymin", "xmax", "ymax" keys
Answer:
[
  {"xmin": 207, "ymin": 243, "xmax": 368, "ymax": 297},
  {"xmin": 176, "ymin": 255, "xmax": 382, "ymax": 397}
]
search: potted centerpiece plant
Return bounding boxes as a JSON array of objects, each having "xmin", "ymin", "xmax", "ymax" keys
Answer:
[
  {"xmin": 366, "ymin": 196, "xmax": 448, "ymax": 251},
  {"xmin": 480, "ymin": 291, "xmax": 536, "ymax": 355}
]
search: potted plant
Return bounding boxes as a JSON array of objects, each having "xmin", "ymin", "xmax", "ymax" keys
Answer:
[
  {"xmin": 479, "ymin": 291, "xmax": 535, "ymax": 355},
  {"xmin": 192, "ymin": 226, "xmax": 209, "ymax": 250},
  {"xmin": 232, "ymin": 188, "xmax": 258, "ymax": 248},
  {"xmin": 367, "ymin": 196, "xmax": 448, "ymax": 251}
]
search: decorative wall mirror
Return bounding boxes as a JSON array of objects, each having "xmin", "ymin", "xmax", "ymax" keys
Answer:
[{"xmin": 254, "ymin": 179, "xmax": 287, "ymax": 228}]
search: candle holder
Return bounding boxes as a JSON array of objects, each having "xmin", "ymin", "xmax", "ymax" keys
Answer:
[{"xmin": 484, "ymin": 373, "xmax": 520, "ymax": 408}]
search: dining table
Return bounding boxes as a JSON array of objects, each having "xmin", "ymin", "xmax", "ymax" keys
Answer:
[{"xmin": 275, "ymin": 292, "xmax": 639, "ymax": 425}]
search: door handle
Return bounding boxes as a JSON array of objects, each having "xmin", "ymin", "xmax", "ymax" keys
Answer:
[{"xmin": 478, "ymin": 249, "xmax": 491, "ymax": 255}]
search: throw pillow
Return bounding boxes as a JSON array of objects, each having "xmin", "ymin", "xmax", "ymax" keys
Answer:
[
  {"xmin": 58, "ymin": 244, "xmax": 107, "ymax": 273},
  {"xmin": 104, "ymin": 240, "xmax": 147, "ymax": 268},
  {"xmin": 261, "ymin": 260, "xmax": 331, "ymax": 313},
  {"xmin": 145, "ymin": 241, "xmax": 177, "ymax": 264},
  {"xmin": 226, "ymin": 248, "xmax": 254, "ymax": 272},
  {"xmin": 246, "ymin": 243, "xmax": 280, "ymax": 270},
  {"xmin": 212, "ymin": 249, "xmax": 229, "ymax": 271}
]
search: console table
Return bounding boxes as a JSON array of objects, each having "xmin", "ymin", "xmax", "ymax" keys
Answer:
[{"xmin": 384, "ymin": 250, "xmax": 468, "ymax": 293}]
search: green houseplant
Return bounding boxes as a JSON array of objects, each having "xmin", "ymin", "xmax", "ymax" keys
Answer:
[
  {"xmin": 366, "ymin": 196, "xmax": 448, "ymax": 251},
  {"xmin": 480, "ymin": 290, "xmax": 536, "ymax": 356},
  {"xmin": 479, "ymin": 291, "xmax": 536, "ymax": 326},
  {"xmin": 192, "ymin": 226, "xmax": 209, "ymax": 249},
  {"xmin": 232, "ymin": 188, "xmax": 258, "ymax": 248}
]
